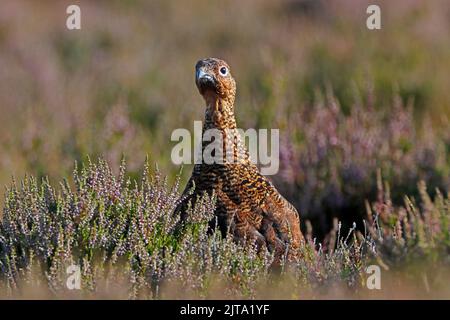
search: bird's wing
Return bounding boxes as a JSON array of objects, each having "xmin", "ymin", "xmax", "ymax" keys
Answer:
[
  {"xmin": 252, "ymin": 186, "xmax": 302, "ymax": 260},
  {"xmin": 221, "ymin": 167, "xmax": 302, "ymax": 259}
]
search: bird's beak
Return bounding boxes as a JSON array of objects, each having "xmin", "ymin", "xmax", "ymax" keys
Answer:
[{"xmin": 196, "ymin": 69, "xmax": 216, "ymax": 86}]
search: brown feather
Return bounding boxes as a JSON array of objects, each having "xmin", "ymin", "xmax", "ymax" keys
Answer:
[{"xmin": 176, "ymin": 58, "xmax": 303, "ymax": 261}]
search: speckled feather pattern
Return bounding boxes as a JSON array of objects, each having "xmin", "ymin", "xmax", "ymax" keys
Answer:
[{"xmin": 177, "ymin": 58, "xmax": 303, "ymax": 261}]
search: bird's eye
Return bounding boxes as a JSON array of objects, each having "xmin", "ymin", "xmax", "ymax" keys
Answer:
[{"xmin": 219, "ymin": 66, "xmax": 228, "ymax": 76}]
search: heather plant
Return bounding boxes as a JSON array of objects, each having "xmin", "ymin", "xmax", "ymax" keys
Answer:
[
  {"xmin": 2, "ymin": 0, "xmax": 450, "ymax": 200},
  {"xmin": 0, "ymin": 159, "xmax": 448, "ymax": 299},
  {"xmin": 0, "ymin": 0, "xmax": 449, "ymax": 300},
  {"xmin": 275, "ymin": 95, "xmax": 449, "ymax": 239},
  {"xmin": 0, "ymin": 159, "xmax": 268, "ymax": 298}
]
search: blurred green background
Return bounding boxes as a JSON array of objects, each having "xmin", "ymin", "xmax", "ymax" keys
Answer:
[{"xmin": 0, "ymin": 0, "xmax": 449, "ymax": 234}]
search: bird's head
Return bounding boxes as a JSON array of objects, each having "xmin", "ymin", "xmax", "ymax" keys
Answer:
[{"xmin": 195, "ymin": 58, "xmax": 236, "ymax": 102}]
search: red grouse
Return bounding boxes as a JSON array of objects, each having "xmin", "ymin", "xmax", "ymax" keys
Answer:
[{"xmin": 177, "ymin": 58, "xmax": 303, "ymax": 261}]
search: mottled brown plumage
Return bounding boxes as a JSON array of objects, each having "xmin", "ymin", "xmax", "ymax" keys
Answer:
[{"xmin": 177, "ymin": 58, "xmax": 303, "ymax": 261}]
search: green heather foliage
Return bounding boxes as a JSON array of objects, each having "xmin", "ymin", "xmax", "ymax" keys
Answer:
[{"xmin": 0, "ymin": 160, "xmax": 448, "ymax": 298}]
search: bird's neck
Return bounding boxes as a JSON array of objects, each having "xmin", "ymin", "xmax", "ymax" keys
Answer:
[
  {"xmin": 203, "ymin": 94, "xmax": 236, "ymax": 130},
  {"xmin": 202, "ymin": 94, "xmax": 251, "ymax": 164}
]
